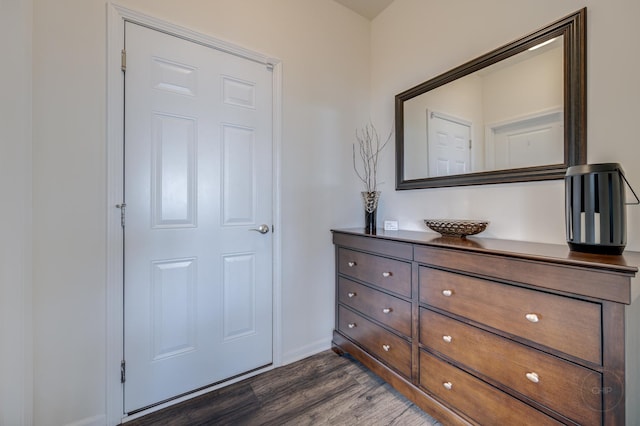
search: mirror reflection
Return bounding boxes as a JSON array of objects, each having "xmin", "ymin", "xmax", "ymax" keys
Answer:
[
  {"xmin": 395, "ymin": 8, "xmax": 586, "ymax": 190},
  {"xmin": 403, "ymin": 37, "xmax": 563, "ymax": 179}
]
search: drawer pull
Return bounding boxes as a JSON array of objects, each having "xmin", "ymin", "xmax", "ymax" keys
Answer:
[
  {"xmin": 347, "ymin": 261, "xmax": 356, "ymax": 267},
  {"xmin": 382, "ymin": 308, "xmax": 392, "ymax": 314},
  {"xmin": 526, "ymin": 372, "xmax": 540, "ymax": 384},
  {"xmin": 442, "ymin": 289, "xmax": 453, "ymax": 297},
  {"xmin": 382, "ymin": 271, "xmax": 392, "ymax": 278},
  {"xmin": 443, "ymin": 382, "xmax": 453, "ymax": 390},
  {"xmin": 347, "ymin": 323, "xmax": 356, "ymax": 329},
  {"xmin": 442, "ymin": 335, "xmax": 452, "ymax": 343},
  {"xmin": 525, "ymin": 313, "xmax": 540, "ymax": 323},
  {"xmin": 347, "ymin": 292, "xmax": 357, "ymax": 298},
  {"xmin": 382, "ymin": 344, "xmax": 391, "ymax": 352}
]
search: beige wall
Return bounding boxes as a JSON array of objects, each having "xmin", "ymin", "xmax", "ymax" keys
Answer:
[
  {"xmin": 4, "ymin": 0, "xmax": 640, "ymax": 424},
  {"xmin": 481, "ymin": 45, "xmax": 563, "ymax": 124},
  {"xmin": 0, "ymin": 0, "xmax": 33, "ymax": 425},
  {"xmin": 371, "ymin": 0, "xmax": 640, "ymax": 250},
  {"xmin": 373, "ymin": 5, "xmax": 640, "ymax": 421},
  {"xmin": 30, "ymin": 0, "xmax": 369, "ymax": 424}
]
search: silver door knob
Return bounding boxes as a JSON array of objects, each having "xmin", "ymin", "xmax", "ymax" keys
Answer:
[{"xmin": 249, "ymin": 224, "xmax": 270, "ymax": 234}]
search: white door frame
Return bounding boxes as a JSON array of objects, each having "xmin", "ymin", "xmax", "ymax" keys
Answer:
[{"xmin": 106, "ymin": 3, "xmax": 282, "ymax": 424}]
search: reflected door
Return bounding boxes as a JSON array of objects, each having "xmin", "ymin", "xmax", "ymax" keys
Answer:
[
  {"xmin": 487, "ymin": 111, "xmax": 563, "ymax": 170},
  {"xmin": 123, "ymin": 22, "xmax": 273, "ymax": 413},
  {"xmin": 428, "ymin": 112, "xmax": 471, "ymax": 177}
]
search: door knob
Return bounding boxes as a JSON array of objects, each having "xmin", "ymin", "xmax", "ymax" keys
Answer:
[{"xmin": 249, "ymin": 224, "xmax": 270, "ymax": 234}]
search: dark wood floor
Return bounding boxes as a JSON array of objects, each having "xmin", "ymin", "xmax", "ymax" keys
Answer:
[{"xmin": 123, "ymin": 350, "xmax": 441, "ymax": 425}]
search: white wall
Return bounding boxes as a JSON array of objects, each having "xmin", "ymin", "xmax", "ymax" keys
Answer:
[
  {"xmin": 0, "ymin": 1, "xmax": 33, "ymax": 425},
  {"xmin": 371, "ymin": 0, "xmax": 640, "ymax": 250},
  {"xmin": 30, "ymin": 0, "xmax": 369, "ymax": 424}
]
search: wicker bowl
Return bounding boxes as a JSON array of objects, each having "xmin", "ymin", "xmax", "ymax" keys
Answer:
[{"xmin": 424, "ymin": 219, "xmax": 489, "ymax": 238}]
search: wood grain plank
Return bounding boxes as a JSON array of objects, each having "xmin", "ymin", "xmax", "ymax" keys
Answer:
[
  {"xmin": 122, "ymin": 350, "xmax": 440, "ymax": 426},
  {"xmin": 123, "ymin": 382, "xmax": 260, "ymax": 425}
]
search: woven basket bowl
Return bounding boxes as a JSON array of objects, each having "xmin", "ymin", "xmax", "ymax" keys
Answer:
[{"xmin": 424, "ymin": 219, "xmax": 489, "ymax": 238}]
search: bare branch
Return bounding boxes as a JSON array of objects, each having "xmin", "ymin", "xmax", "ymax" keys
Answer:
[{"xmin": 352, "ymin": 123, "xmax": 392, "ymax": 192}]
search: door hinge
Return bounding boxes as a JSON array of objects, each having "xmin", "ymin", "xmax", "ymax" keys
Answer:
[
  {"xmin": 469, "ymin": 139, "xmax": 472, "ymax": 150},
  {"xmin": 120, "ymin": 360, "xmax": 126, "ymax": 383},
  {"xmin": 121, "ymin": 49, "xmax": 127, "ymax": 72},
  {"xmin": 116, "ymin": 203, "xmax": 126, "ymax": 228}
]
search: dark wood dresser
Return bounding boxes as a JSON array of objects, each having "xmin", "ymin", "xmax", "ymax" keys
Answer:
[{"xmin": 331, "ymin": 228, "xmax": 640, "ymax": 425}]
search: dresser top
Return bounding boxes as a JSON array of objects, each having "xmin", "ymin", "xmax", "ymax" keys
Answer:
[{"xmin": 332, "ymin": 228, "xmax": 640, "ymax": 276}]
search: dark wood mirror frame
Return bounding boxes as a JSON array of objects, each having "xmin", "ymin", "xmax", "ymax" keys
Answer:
[{"xmin": 395, "ymin": 8, "xmax": 586, "ymax": 190}]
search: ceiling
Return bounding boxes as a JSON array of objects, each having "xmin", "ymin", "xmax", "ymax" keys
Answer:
[{"xmin": 333, "ymin": 0, "xmax": 395, "ymax": 20}]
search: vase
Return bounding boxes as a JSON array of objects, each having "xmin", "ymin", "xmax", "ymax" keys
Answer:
[{"xmin": 361, "ymin": 191, "xmax": 380, "ymax": 234}]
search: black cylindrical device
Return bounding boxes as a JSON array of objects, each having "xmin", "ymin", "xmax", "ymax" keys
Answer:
[{"xmin": 565, "ymin": 163, "xmax": 638, "ymax": 254}]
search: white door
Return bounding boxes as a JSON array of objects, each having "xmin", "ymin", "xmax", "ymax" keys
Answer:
[
  {"xmin": 427, "ymin": 111, "xmax": 471, "ymax": 177},
  {"xmin": 123, "ymin": 22, "xmax": 273, "ymax": 413},
  {"xmin": 487, "ymin": 110, "xmax": 563, "ymax": 170}
]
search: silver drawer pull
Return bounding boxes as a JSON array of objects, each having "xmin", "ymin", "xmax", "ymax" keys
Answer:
[
  {"xmin": 382, "ymin": 308, "xmax": 392, "ymax": 314},
  {"xmin": 442, "ymin": 335, "xmax": 452, "ymax": 343},
  {"xmin": 347, "ymin": 292, "xmax": 357, "ymax": 298},
  {"xmin": 526, "ymin": 372, "xmax": 540, "ymax": 384},
  {"xmin": 525, "ymin": 313, "xmax": 540, "ymax": 323},
  {"xmin": 348, "ymin": 323, "xmax": 356, "ymax": 329},
  {"xmin": 382, "ymin": 344, "xmax": 391, "ymax": 352},
  {"xmin": 442, "ymin": 289, "xmax": 453, "ymax": 297},
  {"xmin": 382, "ymin": 271, "xmax": 392, "ymax": 278},
  {"xmin": 347, "ymin": 261, "xmax": 356, "ymax": 267},
  {"xmin": 443, "ymin": 382, "xmax": 453, "ymax": 390}
]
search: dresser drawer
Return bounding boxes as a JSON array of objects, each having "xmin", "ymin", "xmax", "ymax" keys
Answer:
[
  {"xmin": 420, "ymin": 309, "xmax": 601, "ymax": 425},
  {"xmin": 338, "ymin": 305, "xmax": 411, "ymax": 378},
  {"xmin": 338, "ymin": 248, "xmax": 411, "ymax": 297},
  {"xmin": 414, "ymin": 244, "xmax": 632, "ymax": 304},
  {"xmin": 419, "ymin": 351, "xmax": 562, "ymax": 426},
  {"xmin": 333, "ymin": 232, "xmax": 413, "ymax": 260},
  {"xmin": 419, "ymin": 266, "xmax": 602, "ymax": 364},
  {"xmin": 338, "ymin": 278, "xmax": 411, "ymax": 337}
]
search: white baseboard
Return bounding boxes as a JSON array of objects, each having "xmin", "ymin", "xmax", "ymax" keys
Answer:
[
  {"xmin": 65, "ymin": 414, "xmax": 107, "ymax": 426},
  {"xmin": 281, "ymin": 337, "xmax": 332, "ymax": 365}
]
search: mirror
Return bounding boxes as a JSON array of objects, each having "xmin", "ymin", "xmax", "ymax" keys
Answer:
[{"xmin": 396, "ymin": 8, "xmax": 586, "ymax": 189}]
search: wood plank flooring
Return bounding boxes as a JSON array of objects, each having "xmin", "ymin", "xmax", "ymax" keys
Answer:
[{"xmin": 123, "ymin": 350, "xmax": 441, "ymax": 425}]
